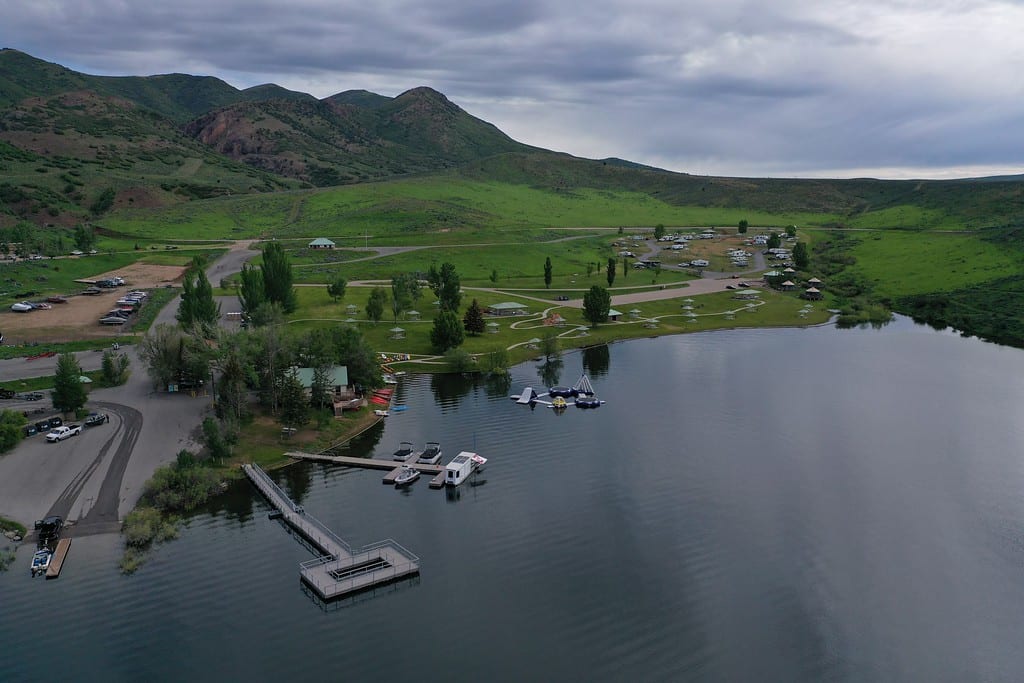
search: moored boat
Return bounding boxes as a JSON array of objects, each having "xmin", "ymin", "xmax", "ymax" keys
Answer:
[
  {"xmin": 393, "ymin": 441, "xmax": 414, "ymax": 460},
  {"xmin": 418, "ymin": 441, "xmax": 442, "ymax": 464},
  {"xmin": 30, "ymin": 549, "xmax": 52, "ymax": 575},
  {"xmin": 394, "ymin": 466, "xmax": 420, "ymax": 487}
]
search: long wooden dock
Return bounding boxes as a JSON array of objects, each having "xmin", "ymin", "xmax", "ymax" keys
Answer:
[
  {"xmin": 243, "ymin": 464, "xmax": 419, "ymax": 600},
  {"xmin": 285, "ymin": 451, "xmax": 447, "ymax": 487},
  {"xmin": 45, "ymin": 538, "xmax": 71, "ymax": 579}
]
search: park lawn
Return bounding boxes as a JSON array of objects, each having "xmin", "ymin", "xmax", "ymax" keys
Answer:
[
  {"xmin": 288, "ymin": 236, "xmax": 636, "ymax": 287},
  {"xmin": 285, "ymin": 281, "xmax": 830, "ymax": 368},
  {"xmin": 846, "ymin": 231, "xmax": 1023, "ymax": 296}
]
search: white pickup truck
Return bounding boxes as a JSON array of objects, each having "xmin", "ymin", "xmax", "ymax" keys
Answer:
[{"xmin": 45, "ymin": 424, "xmax": 82, "ymax": 442}]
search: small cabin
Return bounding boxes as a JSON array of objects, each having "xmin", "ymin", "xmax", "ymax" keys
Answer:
[
  {"xmin": 487, "ymin": 302, "xmax": 529, "ymax": 316},
  {"xmin": 445, "ymin": 452, "xmax": 477, "ymax": 487}
]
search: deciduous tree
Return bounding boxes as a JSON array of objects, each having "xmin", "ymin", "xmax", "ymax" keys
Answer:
[
  {"xmin": 793, "ymin": 242, "xmax": 809, "ymax": 269},
  {"xmin": 606, "ymin": 257, "xmax": 616, "ymax": 287},
  {"xmin": 365, "ymin": 286, "xmax": 387, "ymax": 323},
  {"xmin": 738, "ymin": 219, "xmax": 749, "ymax": 234},
  {"xmin": 260, "ymin": 242, "xmax": 296, "ymax": 314},
  {"xmin": 327, "ymin": 276, "xmax": 347, "ymax": 302},
  {"xmin": 583, "ymin": 285, "xmax": 612, "ymax": 326},
  {"xmin": 544, "ymin": 257, "xmax": 553, "ymax": 289},
  {"xmin": 51, "ymin": 353, "xmax": 87, "ymax": 414},
  {"xmin": 427, "ymin": 262, "xmax": 462, "ymax": 312},
  {"xmin": 430, "ymin": 310, "xmax": 465, "ymax": 352}
]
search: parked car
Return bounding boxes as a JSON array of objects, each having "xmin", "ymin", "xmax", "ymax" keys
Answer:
[
  {"xmin": 555, "ymin": 295, "xmax": 570, "ymax": 301},
  {"xmin": 70, "ymin": 250, "xmax": 84, "ymax": 256},
  {"xmin": 10, "ymin": 301, "xmax": 34, "ymax": 312},
  {"xmin": 84, "ymin": 412, "xmax": 109, "ymax": 427},
  {"xmin": 45, "ymin": 424, "xmax": 81, "ymax": 442},
  {"xmin": 34, "ymin": 420, "xmax": 50, "ymax": 433},
  {"xmin": 47, "ymin": 416, "xmax": 63, "ymax": 428},
  {"xmin": 35, "ymin": 516, "xmax": 63, "ymax": 546},
  {"xmin": 19, "ymin": 392, "xmax": 44, "ymax": 401}
]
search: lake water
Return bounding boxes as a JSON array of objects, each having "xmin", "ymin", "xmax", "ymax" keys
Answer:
[{"xmin": 2, "ymin": 317, "xmax": 1024, "ymax": 682}]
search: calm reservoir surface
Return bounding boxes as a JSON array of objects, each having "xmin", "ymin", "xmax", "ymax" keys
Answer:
[{"xmin": 3, "ymin": 316, "xmax": 1024, "ymax": 682}]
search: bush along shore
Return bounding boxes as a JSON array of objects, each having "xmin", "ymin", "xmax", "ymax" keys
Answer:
[{"xmin": 120, "ymin": 449, "xmax": 224, "ymax": 573}]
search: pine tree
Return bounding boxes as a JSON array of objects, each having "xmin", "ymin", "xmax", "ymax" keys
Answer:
[
  {"xmin": 463, "ymin": 299, "xmax": 485, "ymax": 335},
  {"xmin": 543, "ymin": 257, "xmax": 553, "ymax": 289},
  {"xmin": 279, "ymin": 370, "xmax": 310, "ymax": 429},
  {"xmin": 606, "ymin": 257, "xmax": 616, "ymax": 287},
  {"xmin": 51, "ymin": 353, "xmax": 87, "ymax": 414}
]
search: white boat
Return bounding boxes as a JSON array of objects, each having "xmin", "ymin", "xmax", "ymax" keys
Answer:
[
  {"xmin": 417, "ymin": 441, "xmax": 442, "ymax": 465},
  {"xmin": 10, "ymin": 301, "xmax": 33, "ymax": 312},
  {"xmin": 30, "ymin": 549, "xmax": 52, "ymax": 575},
  {"xmin": 393, "ymin": 441, "xmax": 414, "ymax": 461},
  {"xmin": 394, "ymin": 466, "xmax": 420, "ymax": 487},
  {"xmin": 444, "ymin": 451, "xmax": 488, "ymax": 487},
  {"xmin": 374, "ymin": 409, "xmax": 389, "ymax": 417}
]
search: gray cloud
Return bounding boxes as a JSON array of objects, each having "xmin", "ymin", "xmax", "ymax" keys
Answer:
[{"xmin": 2, "ymin": 0, "xmax": 1023, "ymax": 178}]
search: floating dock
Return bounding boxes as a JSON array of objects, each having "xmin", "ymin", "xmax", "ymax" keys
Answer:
[
  {"xmin": 243, "ymin": 464, "xmax": 419, "ymax": 600},
  {"xmin": 45, "ymin": 538, "xmax": 71, "ymax": 579},
  {"xmin": 286, "ymin": 452, "xmax": 448, "ymax": 488}
]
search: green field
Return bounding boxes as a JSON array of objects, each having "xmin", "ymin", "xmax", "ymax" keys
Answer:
[
  {"xmin": 98, "ymin": 177, "xmax": 832, "ymax": 242},
  {"xmin": 845, "ymin": 231, "xmax": 1023, "ymax": 296}
]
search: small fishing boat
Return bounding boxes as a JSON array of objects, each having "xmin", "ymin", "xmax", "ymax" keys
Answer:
[
  {"xmin": 30, "ymin": 549, "xmax": 52, "ymax": 575},
  {"xmin": 374, "ymin": 409, "xmax": 389, "ymax": 417},
  {"xmin": 393, "ymin": 441, "xmax": 414, "ymax": 460},
  {"xmin": 418, "ymin": 441, "xmax": 442, "ymax": 465},
  {"xmin": 394, "ymin": 466, "xmax": 420, "ymax": 487}
]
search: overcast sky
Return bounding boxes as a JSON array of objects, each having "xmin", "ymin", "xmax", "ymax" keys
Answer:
[{"xmin": 4, "ymin": 0, "xmax": 1024, "ymax": 179}]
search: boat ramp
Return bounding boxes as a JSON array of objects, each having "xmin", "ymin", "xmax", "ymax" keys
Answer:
[{"xmin": 242, "ymin": 464, "xmax": 420, "ymax": 600}]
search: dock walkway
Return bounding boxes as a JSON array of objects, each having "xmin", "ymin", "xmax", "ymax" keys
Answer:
[
  {"xmin": 286, "ymin": 452, "xmax": 447, "ymax": 488},
  {"xmin": 243, "ymin": 464, "xmax": 419, "ymax": 600},
  {"xmin": 45, "ymin": 538, "xmax": 71, "ymax": 579}
]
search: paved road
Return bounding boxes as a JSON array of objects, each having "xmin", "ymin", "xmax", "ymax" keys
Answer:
[
  {"xmin": 0, "ymin": 245, "xmax": 260, "ymax": 533},
  {"xmin": 0, "ymin": 349, "xmax": 105, "ymax": 383}
]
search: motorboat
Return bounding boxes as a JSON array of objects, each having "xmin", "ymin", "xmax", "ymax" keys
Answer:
[
  {"xmin": 418, "ymin": 441, "xmax": 442, "ymax": 465},
  {"xmin": 394, "ymin": 466, "xmax": 420, "ymax": 487},
  {"xmin": 373, "ymin": 409, "xmax": 389, "ymax": 417},
  {"xmin": 31, "ymin": 549, "xmax": 52, "ymax": 575},
  {"xmin": 10, "ymin": 301, "xmax": 33, "ymax": 312},
  {"xmin": 99, "ymin": 316, "xmax": 128, "ymax": 325},
  {"xmin": 393, "ymin": 441, "xmax": 414, "ymax": 460}
]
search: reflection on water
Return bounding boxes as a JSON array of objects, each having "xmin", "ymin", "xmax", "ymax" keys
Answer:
[
  {"xmin": 537, "ymin": 357, "xmax": 563, "ymax": 387},
  {"xmin": 3, "ymin": 317, "xmax": 1024, "ymax": 682},
  {"xmin": 581, "ymin": 343, "xmax": 611, "ymax": 378}
]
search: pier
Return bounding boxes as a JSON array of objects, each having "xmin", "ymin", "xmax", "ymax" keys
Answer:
[
  {"xmin": 243, "ymin": 464, "xmax": 420, "ymax": 600},
  {"xmin": 286, "ymin": 452, "xmax": 448, "ymax": 488},
  {"xmin": 45, "ymin": 538, "xmax": 72, "ymax": 579}
]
